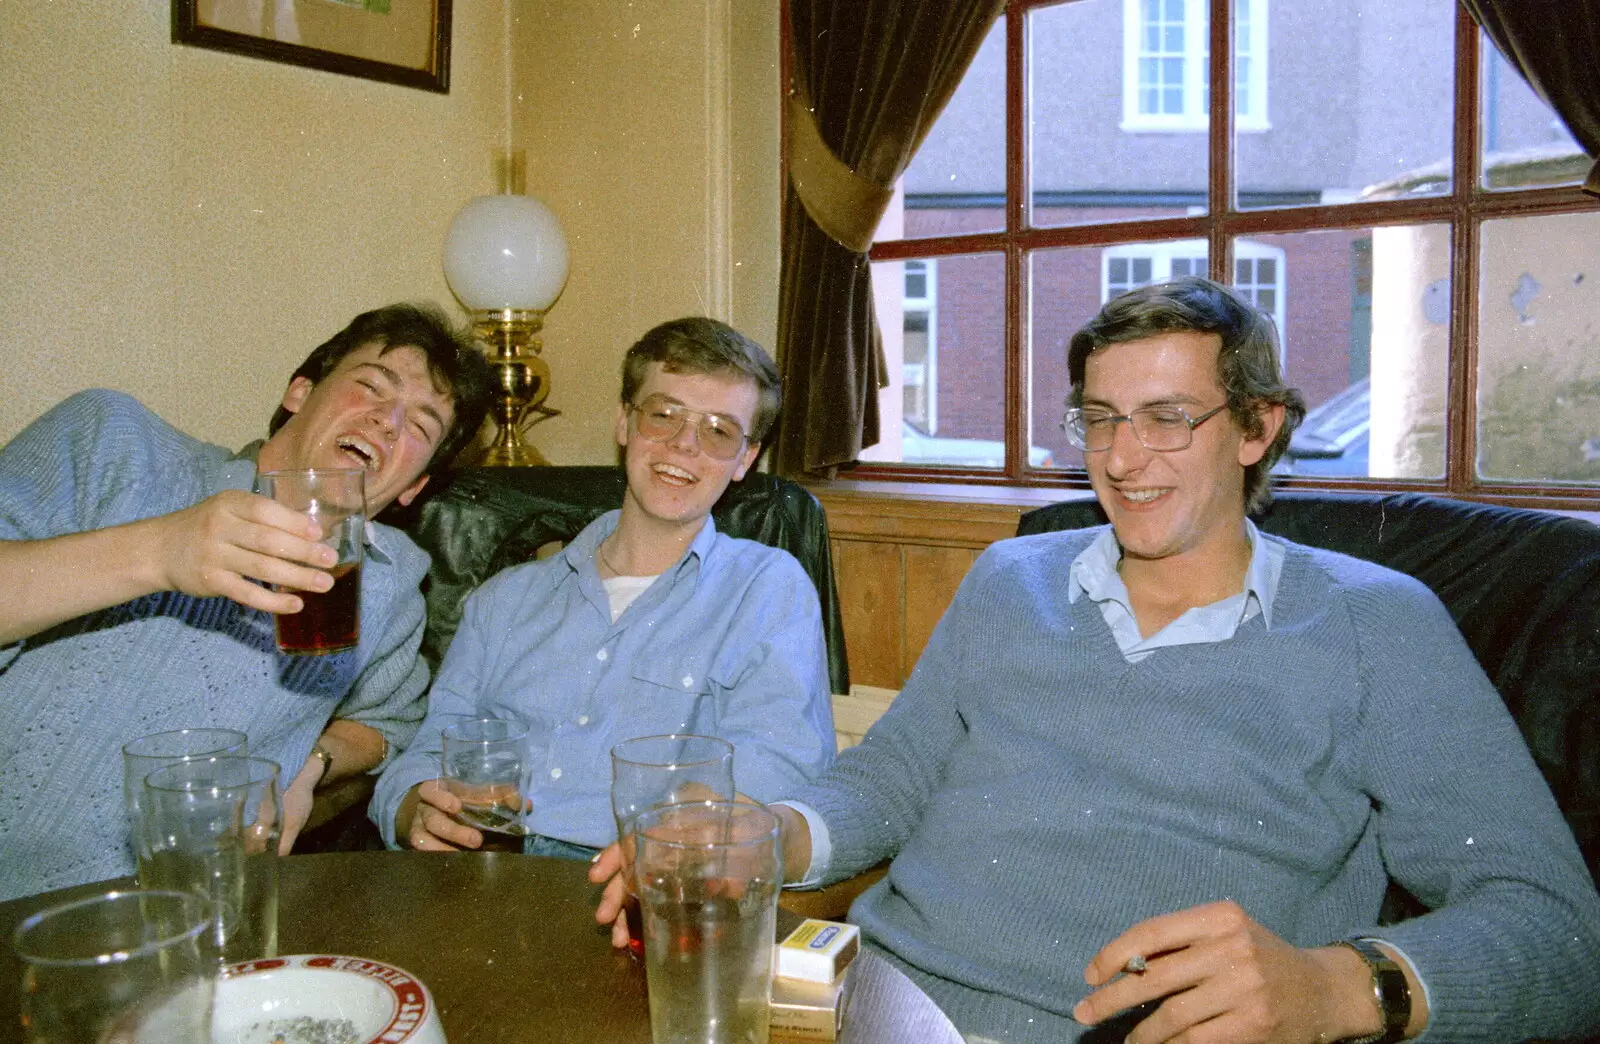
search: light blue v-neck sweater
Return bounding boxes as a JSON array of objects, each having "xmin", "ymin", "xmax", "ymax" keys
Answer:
[
  {"xmin": 793, "ymin": 527, "xmax": 1600, "ymax": 1043},
  {"xmin": 0, "ymin": 390, "xmax": 432, "ymax": 899}
]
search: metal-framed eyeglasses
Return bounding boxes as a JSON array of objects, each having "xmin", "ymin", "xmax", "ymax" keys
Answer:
[
  {"xmin": 627, "ymin": 394, "xmax": 750, "ymax": 460},
  {"xmin": 1061, "ymin": 404, "xmax": 1228, "ymax": 453}
]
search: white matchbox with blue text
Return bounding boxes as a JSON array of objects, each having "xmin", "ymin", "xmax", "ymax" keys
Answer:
[{"xmin": 776, "ymin": 919, "xmax": 860, "ymax": 983}]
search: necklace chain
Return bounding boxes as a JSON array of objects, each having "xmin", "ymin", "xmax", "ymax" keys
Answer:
[{"xmin": 597, "ymin": 539, "xmax": 626, "ymax": 577}]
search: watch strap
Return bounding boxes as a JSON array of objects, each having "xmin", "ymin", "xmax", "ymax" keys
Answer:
[{"xmin": 1334, "ymin": 938, "xmax": 1410, "ymax": 1044}]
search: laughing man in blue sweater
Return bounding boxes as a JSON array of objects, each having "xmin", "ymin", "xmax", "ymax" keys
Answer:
[
  {"xmin": 0, "ymin": 304, "xmax": 493, "ymax": 900},
  {"xmin": 590, "ymin": 278, "xmax": 1600, "ymax": 1043}
]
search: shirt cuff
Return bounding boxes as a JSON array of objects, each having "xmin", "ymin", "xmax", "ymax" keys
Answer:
[
  {"xmin": 372, "ymin": 758, "xmax": 442, "ymax": 849},
  {"xmin": 774, "ymin": 800, "xmax": 832, "ymax": 889}
]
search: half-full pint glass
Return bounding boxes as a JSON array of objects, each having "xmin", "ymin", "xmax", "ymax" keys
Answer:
[
  {"xmin": 258, "ymin": 468, "xmax": 365, "ymax": 655},
  {"xmin": 634, "ymin": 801, "xmax": 781, "ymax": 1044}
]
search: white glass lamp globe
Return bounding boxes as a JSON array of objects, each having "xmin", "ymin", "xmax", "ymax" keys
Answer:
[{"xmin": 442, "ymin": 194, "xmax": 570, "ymax": 313}]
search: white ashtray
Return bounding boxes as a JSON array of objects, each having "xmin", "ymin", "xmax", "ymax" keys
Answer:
[{"xmin": 213, "ymin": 954, "xmax": 446, "ymax": 1044}]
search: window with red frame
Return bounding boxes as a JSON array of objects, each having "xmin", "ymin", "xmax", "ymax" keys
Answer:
[{"xmin": 840, "ymin": 0, "xmax": 1600, "ymax": 507}]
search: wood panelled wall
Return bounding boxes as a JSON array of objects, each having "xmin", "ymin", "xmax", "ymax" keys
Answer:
[{"xmin": 810, "ymin": 483, "xmax": 1087, "ymax": 689}]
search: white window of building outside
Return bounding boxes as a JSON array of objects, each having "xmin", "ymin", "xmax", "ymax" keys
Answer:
[
  {"xmin": 902, "ymin": 260, "xmax": 938, "ymax": 435},
  {"xmin": 1101, "ymin": 240, "xmax": 1287, "ymax": 361},
  {"xmin": 1122, "ymin": 0, "xmax": 1269, "ymax": 131}
]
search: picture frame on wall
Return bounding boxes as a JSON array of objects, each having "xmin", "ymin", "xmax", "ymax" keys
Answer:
[{"xmin": 173, "ymin": 0, "xmax": 452, "ymax": 94}]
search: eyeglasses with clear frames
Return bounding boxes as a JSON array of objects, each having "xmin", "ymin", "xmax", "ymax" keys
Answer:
[
  {"xmin": 627, "ymin": 394, "xmax": 750, "ymax": 460},
  {"xmin": 1062, "ymin": 404, "xmax": 1228, "ymax": 453}
]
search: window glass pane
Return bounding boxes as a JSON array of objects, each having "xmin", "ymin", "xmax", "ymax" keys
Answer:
[
  {"xmin": 891, "ymin": 16, "xmax": 1006, "ymax": 241},
  {"xmin": 1235, "ymin": 0, "xmax": 1454, "ymax": 210},
  {"xmin": 1028, "ymin": 246, "xmax": 1117, "ymax": 472},
  {"xmin": 1030, "ymin": 0, "xmax": 1206, "ymax": 229},
  {"xmin": 1245, "ymin": 225, "xmax": 1450, "ymax": 480},
  {"xmin": 1477, "ymin": 212, "xmax": 1600, "ymax": 486},
  {"xmin": 1029, "ymin": 239, "xmax": 1216, "ymax": 469},
  {"xmin": 863, "ymin": 254, "xmax": 1008, "ymax": 468},
  {"xmin": 1479, "ymin": 32, "xmax": 1587, "ymax": 191}
]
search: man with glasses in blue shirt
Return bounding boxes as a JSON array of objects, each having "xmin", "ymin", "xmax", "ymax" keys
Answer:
[
  {"xmin": 373, "ymin": 317, "xmax": 834, "ymax": 857},
  {"xmin": 595, "ymin": 278, "xmax": 1600, "ymax": 1043}
]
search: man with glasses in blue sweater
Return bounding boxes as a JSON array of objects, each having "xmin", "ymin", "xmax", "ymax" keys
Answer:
[{"xmin": 591, "ymin": 278, "xmax": 1600, "ymax": 1044}]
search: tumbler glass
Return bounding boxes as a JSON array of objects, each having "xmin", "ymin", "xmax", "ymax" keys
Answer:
[{"xmin": 441, "ymin": 718, "xmax": 530, "ymax": 853}]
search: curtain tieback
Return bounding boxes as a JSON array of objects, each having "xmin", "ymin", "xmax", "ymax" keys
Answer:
[{"xmin": 786, "ymin": 91, "xmax": 895, "ymax": 254}]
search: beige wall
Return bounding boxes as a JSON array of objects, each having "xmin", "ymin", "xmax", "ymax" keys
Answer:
[
  {"xmin": 510, "ymin": 0, "xmax": 780, "ymax": 463},
  {"xmin": 0, "ymin": 1, "xmax": 781, "ymax": 465}
]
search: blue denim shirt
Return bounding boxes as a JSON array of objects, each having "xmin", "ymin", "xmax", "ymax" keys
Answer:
[{"xmin": 371, "ymin": 510, "xmax": 835, "ymax": 848}]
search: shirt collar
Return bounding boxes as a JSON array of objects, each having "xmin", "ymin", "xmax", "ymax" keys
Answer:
[
  {"xmin": 1068, "ymin": 518, "xmax": 1282, "ymax": 629},
  {"xmin": 562, "ymin": 510, "xmax": 718, "ymax": 579}
]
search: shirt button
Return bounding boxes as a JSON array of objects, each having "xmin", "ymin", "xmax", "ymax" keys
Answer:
[
  {"xmin": 681, "ymin": 675, "xmax": 694, "ymax": 688},
  {"xmin": 577, "ymin": 715, "xmax": 590, "ymax": 726},
  {"xmin": 550, "ymin": 767, "xmax": 563, "ymax": 780},
  {"xmin": 596, "ymin": 649, "xmax": 608, "ymax": 662}
]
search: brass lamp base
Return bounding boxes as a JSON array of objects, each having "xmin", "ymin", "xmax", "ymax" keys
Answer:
[{"xmin": 470, "ymin": 308, "xmax": 559, "ymax": 467}]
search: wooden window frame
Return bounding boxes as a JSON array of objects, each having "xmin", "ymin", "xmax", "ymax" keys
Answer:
[{"xmin": 816, "ymin": 0, "xmax": 1600, "ymax": 510}]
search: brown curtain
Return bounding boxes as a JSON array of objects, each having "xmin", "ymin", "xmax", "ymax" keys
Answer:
[
  {"xmin": 1460, "ymin": 0, "xmax": 1600, "ymax": 196},
  {"xmin": 774, "ymin": 0, "xmax": 1004, "ymax": 478}
]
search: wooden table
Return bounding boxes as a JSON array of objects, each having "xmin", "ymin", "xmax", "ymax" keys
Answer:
[{"xmin": 0, "ymin": 851, "xmax": 962, "ymax": 1043}]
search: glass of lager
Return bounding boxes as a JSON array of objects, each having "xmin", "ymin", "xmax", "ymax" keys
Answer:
[
  {"xmin": 12, "ymin": 889, "xmax": 215, "ymax": 1043},
  {"xmin": 633, "ymin": 801, "xmax": 781, "ymax": 1044}
]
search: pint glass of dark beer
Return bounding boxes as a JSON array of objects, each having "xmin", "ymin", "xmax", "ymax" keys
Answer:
[{"xmin": 258, "ymin": 468, "xmax": 365, "ymax": 655}]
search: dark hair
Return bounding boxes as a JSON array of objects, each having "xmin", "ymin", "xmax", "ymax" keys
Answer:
[
  {"xmin": 268, "ymin": 303, "xmax": 494, "ymax": 472},
  {"xmin": 620, "ymin": 317, "xmax": 782, "ymax": 443},
  {"xmin": 1067, "ymin": 276, "xmax": 1307, "ymax": 514}
]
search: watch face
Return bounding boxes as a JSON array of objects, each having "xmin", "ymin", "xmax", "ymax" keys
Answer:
[{"xmin": 1347, "ymin": 939, "xmax": 1411, "ymax": 1042}]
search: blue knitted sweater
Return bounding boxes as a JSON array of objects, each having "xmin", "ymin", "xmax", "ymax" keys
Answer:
[
  {"xmin": 0, "ymin": 390, "xmax": 432, "ymax": 900},
  {"xmin": 792, "ymin": 527, "xmax": 1600, "ymax": 1043}
]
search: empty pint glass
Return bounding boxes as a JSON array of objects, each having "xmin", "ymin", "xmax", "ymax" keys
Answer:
[
  {"xmin": 258, "ymin": 468, "xmax": 365, "ymax": 655},
  {"xmin": 634, "ymin": 801, "xmax": 782, "ymax": 1044},
  {"xmin": 611, "ymin": 734, "xmax": 736, "ymax": 952},
  {"xmin": 138, "ymin": 756, "xmax": 282, "ymax": 963},
  {"xmin": 12, "ymin": 889, "xmax": 215, "ymax": 1043},
  {"xmin": 121, "ymin": 727, "xmax": 248, "ymax": 867}
]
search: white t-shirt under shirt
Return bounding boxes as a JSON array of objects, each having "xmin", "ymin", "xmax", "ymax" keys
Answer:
[{"xmin": 602, "ymin": 573, "xmax": 659, "ymax": 622}]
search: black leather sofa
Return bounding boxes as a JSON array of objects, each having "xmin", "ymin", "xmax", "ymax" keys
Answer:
[{"xmin": 1017, "ymin": 491, "xmax": 1600, "ymax": 884}]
